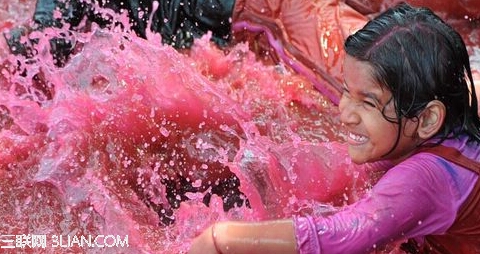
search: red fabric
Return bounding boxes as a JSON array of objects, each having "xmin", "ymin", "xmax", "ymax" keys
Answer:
[{"xmin": 232, "ymin": 0, "xmax": 368, "ymax": 103}]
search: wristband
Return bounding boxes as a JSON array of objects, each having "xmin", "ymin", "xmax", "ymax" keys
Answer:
[{"xmin": 211, "ymin": 223, "xmax": 223, "ymax": 254}]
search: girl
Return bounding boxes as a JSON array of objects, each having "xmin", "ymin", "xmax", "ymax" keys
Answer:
[{"xmin": 188, "ymin": 3, "xmax": 480, "ymax": 254}]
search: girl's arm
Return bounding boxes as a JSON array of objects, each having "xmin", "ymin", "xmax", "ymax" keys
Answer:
[{"xmin": 189, "ymin": 220, "xmax": 297, "ymax": 254}]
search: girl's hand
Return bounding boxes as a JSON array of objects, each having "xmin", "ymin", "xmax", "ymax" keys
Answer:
[
  {"xmin": 188, "ymin": 220, "xmax": 297, "ymax": 254},
  {"xmin": 188, "ymin": 225, "xmax": 221, "ymax": 254}
]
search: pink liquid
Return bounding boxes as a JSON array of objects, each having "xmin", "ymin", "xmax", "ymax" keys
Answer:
[{"xmin": 0, "ymin": 1, "xmax": 477, "ymax": 253}]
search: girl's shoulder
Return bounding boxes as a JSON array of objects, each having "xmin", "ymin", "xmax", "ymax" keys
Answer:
[
  {"xmin": 383, "ymin": 142, "xmax": 478, "ymax": 198},
  {"xmin": 383, "ymin": 153, "xmax": 452, "ymax": 186}
]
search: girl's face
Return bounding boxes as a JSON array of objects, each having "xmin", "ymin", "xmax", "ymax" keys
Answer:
[{"xmin": 339, "ymin": 56, "xmax": 421, "ymax": 164}]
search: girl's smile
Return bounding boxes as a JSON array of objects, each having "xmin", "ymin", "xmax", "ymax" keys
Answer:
[
  {"xmin": 340, "ymin": 55, "xmax": 421, "ymax": 164},
  {"xmin": 346, "ymin": 131, "xmax": 368, "ymax": 146}
]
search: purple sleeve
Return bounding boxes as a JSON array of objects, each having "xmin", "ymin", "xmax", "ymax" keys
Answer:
[{"xmin": 293, "ymin": 153, "xmax": 479, "ymax": 254}]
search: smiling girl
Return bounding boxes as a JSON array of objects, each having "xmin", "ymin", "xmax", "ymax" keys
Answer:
[{"xmin": 188, "ymin": 3, "xmax": 480, "ymax": 254}]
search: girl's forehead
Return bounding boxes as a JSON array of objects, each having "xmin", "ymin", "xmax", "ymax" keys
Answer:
[
  {"xmin": 343, "ymin": 56, "xmax": 392, "ymax": 101},
  {"xmin": 344, "ymin": 59, "xmax": 383, "ymax": 89},
  {"xmin": 344, "ymin": 56, "xmax": 375, "ymax": 81}
]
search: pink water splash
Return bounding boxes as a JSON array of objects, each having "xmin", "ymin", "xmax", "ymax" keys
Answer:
[
  {"xmin": 0, "ymin": 1, "xmax": 456, "ymax": 253},
  {"xmin": 0, "ymin": 6, "xmax": 361, "ymax": 252}
]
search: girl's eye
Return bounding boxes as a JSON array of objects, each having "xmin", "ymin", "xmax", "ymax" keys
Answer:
[
  {"xmin": 341, "ymin": 85, "xmax": 379, "ymax": 109},
  {"xmin": 363, "ymin": 100, "xmax": 376, "ymax": 108}
]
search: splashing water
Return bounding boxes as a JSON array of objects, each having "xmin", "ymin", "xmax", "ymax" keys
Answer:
[
  {"xmin": 2, "ymin": 1, "xmax": 477, "ymax": 253},
  {"xmin": 0, "ymin": 2, "xmax": 372, "ymax": 252}
]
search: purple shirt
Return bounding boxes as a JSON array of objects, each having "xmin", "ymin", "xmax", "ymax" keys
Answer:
[{"xmin": 294, "ymin": 135, "xmax": 480, "ymax": 254}]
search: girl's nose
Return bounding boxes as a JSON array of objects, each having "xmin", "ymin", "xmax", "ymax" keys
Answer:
[{"xmin": 338, "ymin": 95, "xmax": 360, "ymax": 125}]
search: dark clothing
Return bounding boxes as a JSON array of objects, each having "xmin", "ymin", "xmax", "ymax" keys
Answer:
[
  {"xmin": 5, "ymin": 0, "xmax": 234, "ymax": 66},
  {"xmin": 33, "ymin": 0, "xmax": 235, "ymax": 48}
]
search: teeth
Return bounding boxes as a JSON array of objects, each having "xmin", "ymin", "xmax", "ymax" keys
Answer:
[{"xmin": 349, "ymin": 132, "xmax": 367, "ymax": 142}]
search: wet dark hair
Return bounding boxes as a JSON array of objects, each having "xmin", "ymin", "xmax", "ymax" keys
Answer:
[{"xmin": 344, "ymin": 3, "xmax": 480, "ymax": 146}]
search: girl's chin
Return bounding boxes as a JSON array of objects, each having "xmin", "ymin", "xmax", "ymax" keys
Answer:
[{"xmin": 347, "ymin": 147, "xmax": 370, "ymax": 164}]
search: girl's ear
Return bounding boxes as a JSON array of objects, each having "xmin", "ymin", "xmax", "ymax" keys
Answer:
[{"xmin": 417, "ymin": 100, "xmax": 446, "ymax": 139}]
